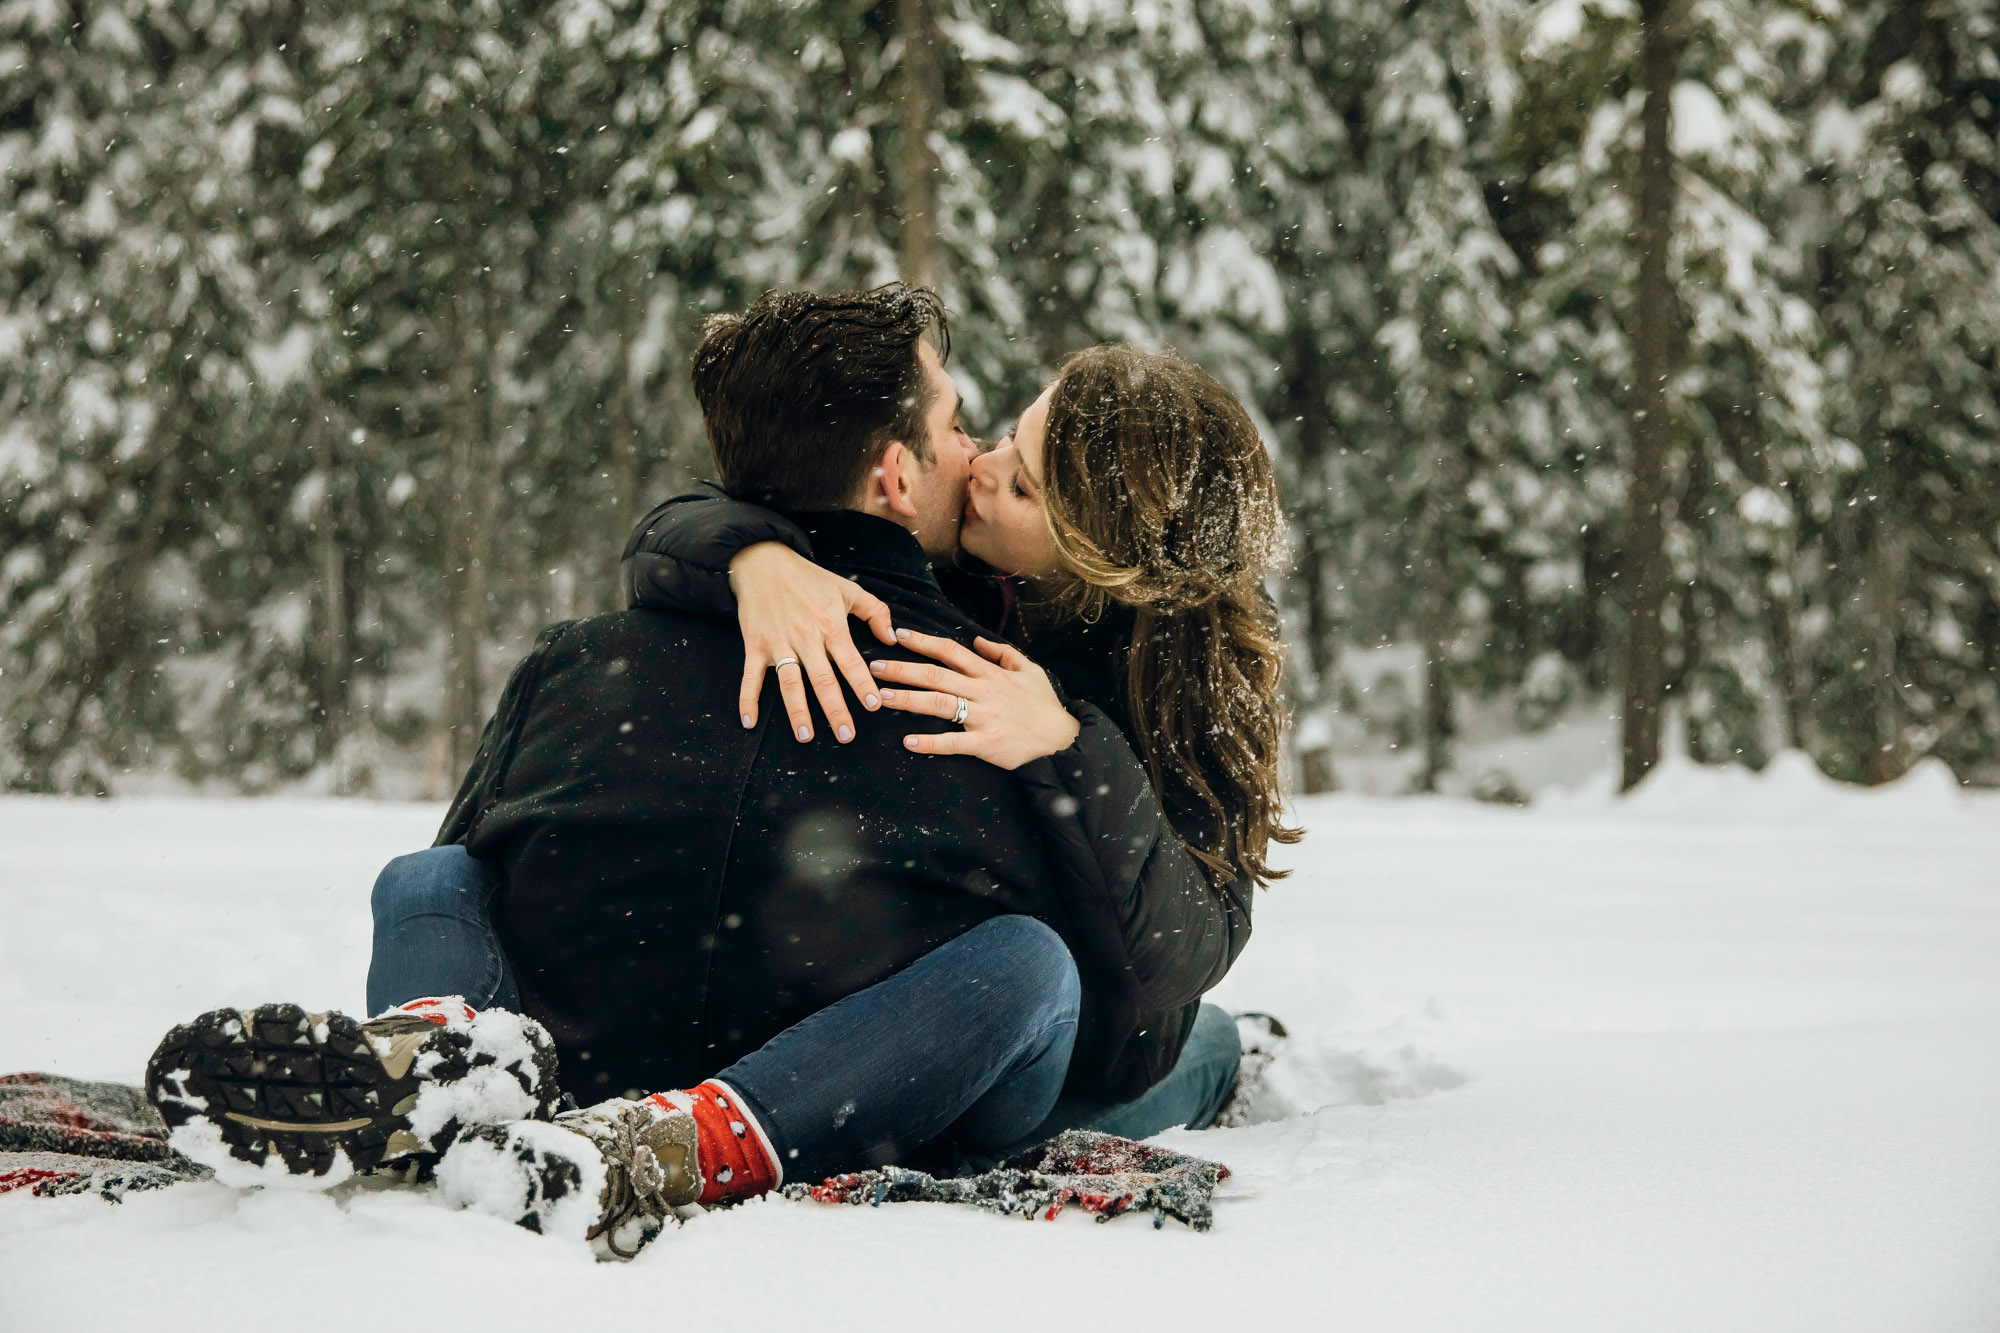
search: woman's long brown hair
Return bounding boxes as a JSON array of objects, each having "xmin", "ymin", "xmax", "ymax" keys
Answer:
[{"xmin": 1037, "ymin": 345, "xmax": 1303, "ymax": 888}]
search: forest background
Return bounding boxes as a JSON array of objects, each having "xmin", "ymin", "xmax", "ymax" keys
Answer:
[{"xmin": 2, "ymin": 0, "xmax": 1996, "ymax": 800}]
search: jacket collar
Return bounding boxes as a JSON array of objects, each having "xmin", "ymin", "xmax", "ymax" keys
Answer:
[{"xmin": 786, "ymin": 510, "xmax": 941, "ymax": 591}]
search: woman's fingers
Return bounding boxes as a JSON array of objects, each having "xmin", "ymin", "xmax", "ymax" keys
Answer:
[
  {"xmin": 822, "ymin": 616, "xmax": 882, "ymax": 719},
  {"xmin": 773, "ymin": 657, "xmax": 816, "ymax": 742},
  {"xmin": 737, "ymin": 652, "xmax": 768, "ymax": 729},
  {"xmin": 875, "ymin": 687, "xmax": 962, "ymax": 720},
  {"xmin": 797, "ymin": 641, "xmax": 859, "ymax": 742},
  {"xmin": 902, "ymin": 729, "xmax": 973, "ymax": 756},
  {"xmin": 868, "ymin": 657, "xmax": 976, "ymax": 694},
  {"xmin": 751, "ymin": 643, "xmax": 870, "ymax": 742},
  {"xmin": 893, "ymin": 628, "xmax": 991, "ymax": 677},
  {"xmin": 844, "ymin": 581, "xmax": 898, "ymax": 647},
  {"xmin": 972, "ymin": 636, "xmax": 1033, "ymax": 672}
]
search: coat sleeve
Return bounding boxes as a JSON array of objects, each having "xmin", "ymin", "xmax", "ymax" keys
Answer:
[
  {"xmin": 1014, "ymin": 703, "xmax": 1255, "ymax": 1012},
  {"xmin": 433, "ymin": 624, "xmax": 567, "ymax": 848},
  {"xmin": 620, "ymin": 481, "xmax": 814, "ymax": 615}
]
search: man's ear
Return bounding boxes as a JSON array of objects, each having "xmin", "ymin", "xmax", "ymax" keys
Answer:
[{"xmin": 869, "ymin": 440, "xmax": 922, "ymax": 522}]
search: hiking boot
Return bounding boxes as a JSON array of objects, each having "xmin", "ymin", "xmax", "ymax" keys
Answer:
[
  {"xmin": 1212, "ymin": 1011, "xmax": 1293, "ymax": 1128},
  {"xmin": 437, "ymin": 1081, "xmax": 779, "ymax": 1260},
  {"xmin": 438, "ymin": 1097, "xmax": 699, "ymax": 1258},
  {"xmin": 145, "ymin": 998, "xmax": 559, "ymax": 1187}
]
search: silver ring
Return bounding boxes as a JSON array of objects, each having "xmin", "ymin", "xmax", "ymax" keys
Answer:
[
  {"xmin": 952, "ymin": 695, "xmax": 969, "ymax": 726},
  {"xmin": 772, "ymin": 657, "xmax": 799, "ymax": 670}
]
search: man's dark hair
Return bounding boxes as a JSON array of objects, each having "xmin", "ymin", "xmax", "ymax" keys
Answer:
[{"xmin": 690, "ymin": 283, "xmax": 951, "ymax": 511}]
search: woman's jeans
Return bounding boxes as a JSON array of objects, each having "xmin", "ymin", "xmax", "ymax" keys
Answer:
[{"xmin": 368, "ymin": 846, "xmax": 1241, "ymax": 1179}]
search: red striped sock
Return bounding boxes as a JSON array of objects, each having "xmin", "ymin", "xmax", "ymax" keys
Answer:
[
  {"xmin": 393, "ymin": 996, "xmax": 478, "ymax": 1026},
  {"xmin": 646, "ymin": 1080, "xmax": 781, "ymax": 1205}
]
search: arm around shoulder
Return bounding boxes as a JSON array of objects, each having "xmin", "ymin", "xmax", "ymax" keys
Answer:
[{"xmin": 620, "ymin": 481, "xmax": 814, "ymax": 615}]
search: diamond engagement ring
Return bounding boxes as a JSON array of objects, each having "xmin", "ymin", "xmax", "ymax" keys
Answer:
[
  {"xmin": 952, "ymin": 696, "xmax": 970, "ymax": 726},
  {"xmin": 772, "ymin": 657, "xmax": 799, "ymax": 669}
]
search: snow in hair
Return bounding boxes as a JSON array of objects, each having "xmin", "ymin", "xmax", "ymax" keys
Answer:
[{"xmin": 1038, "ymin": 345, "xmax": 1301, "ymax": 888}]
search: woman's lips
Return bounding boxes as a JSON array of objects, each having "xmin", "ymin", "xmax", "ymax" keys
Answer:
[{"xmin": 963, "ymin": 491, "xmax": 981, "ymax": 524}]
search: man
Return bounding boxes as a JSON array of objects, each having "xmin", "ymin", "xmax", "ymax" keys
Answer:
[
  {"xmin": 146, "ymin": 285, "xmax": 1239, "ymax": 1254},
  {"xmin": 441, "ymin": 288, "xmax": 1059, "ymax": 1102}
]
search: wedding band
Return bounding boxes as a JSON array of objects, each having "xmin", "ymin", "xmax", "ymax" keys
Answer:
[
  {"xmin": 952, "ymin": 696, "xmax": 969, "ymax": 726},
  {"xmin": 773, "ymin": 657, "xmax": 799, "ymax": 670}
]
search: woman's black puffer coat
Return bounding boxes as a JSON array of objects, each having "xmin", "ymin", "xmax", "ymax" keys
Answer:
[{"xmin": 620, "ymin": 486, "xmax": 1255, "ymax": 1102}]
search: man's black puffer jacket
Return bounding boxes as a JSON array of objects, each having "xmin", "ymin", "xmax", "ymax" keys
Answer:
[{"xmin": 622, "ymin": 487, "xmax": 1255, "ymax": 1102}]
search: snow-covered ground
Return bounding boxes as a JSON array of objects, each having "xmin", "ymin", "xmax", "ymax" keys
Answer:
[{"xmin": 3, "ymin": 753, "xmax": 1997, "ymax": 1331}]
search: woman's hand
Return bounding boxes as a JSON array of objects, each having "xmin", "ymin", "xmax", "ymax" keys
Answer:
[
  {"xmin": 869, "ymin": 631, "xmax": 1082, "ymax": 770},
  {"xmin": 730, "ymin": 541, "xmax": 897, "ymax": 743}
]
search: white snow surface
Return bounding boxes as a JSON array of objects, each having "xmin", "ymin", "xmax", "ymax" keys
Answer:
[{"xmin": 2, "ymin": 759, "xmax": 1998, "ymax": 1331}]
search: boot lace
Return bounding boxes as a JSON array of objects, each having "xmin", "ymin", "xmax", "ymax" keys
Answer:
[{"xmin": 587, "ymin": 1102, "xmax": 675, "ymax": 1259}]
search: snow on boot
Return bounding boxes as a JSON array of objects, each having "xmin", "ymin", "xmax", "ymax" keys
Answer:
[
  {"xmin": 440, "ymin": 1098, "xmax": 693, "ymax": 1259},
  {"xmin": 1212, "ymin": 1012, "xmax": 1294, "ymax": 1128},
  {"xmin": 145, "ymin": 997, "xmax": 559, "ymax": 1188},
  {"xmin": 437, "ymin": 1081, "xmax": 779, "ymax": 1260}
]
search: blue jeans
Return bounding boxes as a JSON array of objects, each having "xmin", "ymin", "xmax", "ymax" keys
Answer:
[
  {"xmin": 368, "ymin": 846, "xmax": 1240, "ymax": 1178},
  {"xmin": 366, "ymin": 846, "xmax": 520, "ymax": 1015},
  {"xmin": 1015, "ymin": 1001, "xmax": 1242, "ymax": 1150}
]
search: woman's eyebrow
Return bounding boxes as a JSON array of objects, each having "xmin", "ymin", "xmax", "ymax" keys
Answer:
[{"xmin": 1018, "ymin": 444, "xmax": 1044, "ymax": 492}]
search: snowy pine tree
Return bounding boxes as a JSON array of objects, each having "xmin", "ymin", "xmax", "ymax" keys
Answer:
[
  {"xmin": 0, "ymin": 0, "xmax": 311, "ymax": 790},
  {"xmin": 2, "ymin": 0, "xmax": 1995, "ymax": 793},
  {"xmin": 1799, "ymin": 0, "xmax": 2000, "ymax": 783}
]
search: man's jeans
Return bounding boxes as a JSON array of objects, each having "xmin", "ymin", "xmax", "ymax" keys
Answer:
[
  {"xmin": 367, "ymin": 846, "xmax": 1241, "ymax": 1179},
  {"xmin": 367, "ymin": 846, "xmax": 520, "ymax": 1015}
]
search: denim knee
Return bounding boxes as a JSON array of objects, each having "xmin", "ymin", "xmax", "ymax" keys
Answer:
[
  {"xmin": 371, "ymin": 845, "xmax": 488, "ymax": 923},
  {"xmin": 1181, "ymin": 1003, "xmax": 1243, "ymax": 1127},
  {"xmin": 1186, "ymin": 1004, "xmax": 1242, "ymax": 1072},
  {"xmin": 965, "ymin": 914, "xmax": 1081, "ymax": 1030}
]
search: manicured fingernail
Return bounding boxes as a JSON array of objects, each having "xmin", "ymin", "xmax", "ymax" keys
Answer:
[
  {"xmin": 904, "ymin": 736, "xmax": 919, "ymax": 748},
  {"xmin": 837, "ymin": 725, "xmax": 853, "ymax": 742},
  {"xmin": 869, "ymin": 661, "xmax": 886, "ymax": 673},
  {"xmin": 797, "ymin": 726, "xmax": 811, "ymax": 741},
  {"xmin": 864, "ymin": 694, "xmax": 880, "ymax": 710},
  {"xmin": 895, "ymin": 628, "xmax": 911, "ymax": 640},
  {"xmin": 741, "ymin": 714, "xmax": 754, "ymax": 728},
  {"xmin": 880, "ymin": 688, "xmax": 896, "ymax": 700}
]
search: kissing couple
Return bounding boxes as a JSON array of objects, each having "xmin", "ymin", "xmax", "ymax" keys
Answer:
[{"xmin": 146, "ymin": 283, "xmax": 1299, "ymax": 1254}]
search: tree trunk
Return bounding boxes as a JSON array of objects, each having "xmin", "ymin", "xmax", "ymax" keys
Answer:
[
  {"xmin": 1418, "ymin": 635, "xmax": 1455, "ymax": 793},
  {"xmin": 1765, "ymin": 574, "xmax": 1801, "ymax": 751},
  {"xmin": 40, "ymin": 443, "xmax": 186, "ymax": 792},
  {"xmin": 1412, "ymin": 417, "xmax": 1467, "ymax": 794},
  {"xmin": 1862, "ymin": 519, "xmax": 1907, "ymax": 784},
  {"xmin": 1295, "ymin": 537, "xmax": 1340, "ymax": 794},
  {"xmin": 896, "ymin": 0, "xmax": 944, "ymax": 289},
  {"xmin": 1619, "ymin": 0, "xmax": 1683, "ymax": 792},
  {"xmin": 604, "ymin": 357, "xmax": 643, "ymax": 612},
  {"xmin": 1285, "ymin": 324, "xmax": 1339, "ymax": 793},
  {"xmin": 440, "ymin": 297, "xmax": 495, "ymax": 789},
  {"xmin": 313, "ymin": 444, "xmax": 350, "ymax": 786}
]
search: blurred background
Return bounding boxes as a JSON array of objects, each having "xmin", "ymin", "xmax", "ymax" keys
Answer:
[{"xmin": 1, "ymin": 0, "xmax": 1995, "ymax": 800}]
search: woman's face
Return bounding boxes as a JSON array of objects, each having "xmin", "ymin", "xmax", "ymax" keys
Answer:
[{"xmin": 961, "ymin": 383, "xmax": 1062, "ymax": 580}]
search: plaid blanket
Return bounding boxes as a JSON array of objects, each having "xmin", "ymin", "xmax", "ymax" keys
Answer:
[
  {"xmin": 0, "ymin": 1072, "xmax": 210, "ymax": 1200},
  {"xmin": 1, "ymin": 1074, "xmax": 1231, "ymax": 1232},
  {"xmin": 784, "ymin": 1129, "xmax": 1231, "ymax": 1231}
]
